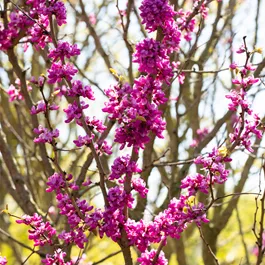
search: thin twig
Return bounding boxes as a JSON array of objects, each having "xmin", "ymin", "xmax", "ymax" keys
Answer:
[
  {"xmin": 92, "ymin": 250, "xmax": 122, "ymax": 265},
  {"xmin": 198, "ymin": 226, "xmax": 220, "ymax": 265}
]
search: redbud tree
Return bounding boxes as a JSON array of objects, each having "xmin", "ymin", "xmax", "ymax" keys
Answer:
[{"xmin": 0, "ymin": 0, "xmax": 265, "ymax": 264}]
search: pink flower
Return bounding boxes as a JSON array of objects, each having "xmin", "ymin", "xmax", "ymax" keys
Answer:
[
  {"xmin": 236, "ymin": 44, "xmax": 245, "ymax": 54},
  {"xmin": 103, "ymin": 80, "xmax": 166, "ymax": 150},
  {"xmin": 42, "ymin": 249, "xmax": 73, "ymax": 265},
  {"xmin": 181, "ymin": 174, "xmax": 209, "ymax": 195},
  {"xmin": 58, "ymin": 228, "xmax": 87, "ymax": 249},
  {"xmin": 33, "ymin": 125, "xmax": 59, "ymax": 143},
  {"xmin": 48, "ymin": 41, "xmax": 80, "ymax": 62},
  {"xmin": 16, "ymin": 213, "xmax": 56, "ymax": 247},
  {"xmin": 46, "ymin": 173, "xmax": 65, "ymax": 193},
  {"xmin": 73, "ymin": 134, "xmax": 94, "ymax": 147},
  {"xmin": 162, "ymin": 20, "xmax": 181, "ymax": 52},
  {"xmin": 7, "ymin": 84, "xmax": 24, "ymax": 102},
  {"xmin": 133, "ymin": 38, "xmax": 173, "ymax": 83},
  {"xmin": 30, "ymin": 76, "xmax": 45, "ymax": 87},
  {"xmin": 45, "ymin": 1, "xmax": 67, "ymax": 26},
  {"xmin": 89, "ymin": 14, "xmax": 97, "ymax": 25},
  {"xmin": 68, "ymin": 80, "xmax": 95, "ymax": 100},
  {"xmin": 30, "ymin": 100, "xmax": 59, "ymax": 115},
  {"xmin": 47, "ymin": 61, "xmax": 78, "ymax": 84},
  {"xmin": 109, "ymin": 155, "xmax": 142, "ymax": 181},
  {"xmin": 63, "ymin": 100, "xmax": 89, "ymax": 123},
  {"xmin": 85, "ymin": 117, "xmax": 106, "ymax": 132},
  {"xmin": 95, "ymin": 140, "xmax": 112, "ymax": 155},
  {"xmin": 107, "ymin": 186, "xmax": 134, "ymax": 209},
  {"xmin": 132, "ymin": 178, "xmax": 148, "ymax": 198},
  {"xmin": 0, "ymin": 256, "xmax": 7, "ymax": 265},
  {"xmin": 139, "ymin": 0, "xmax": 176, "ymax": 32},
  {"xmin": 0, "ymin": 27, "xmax": 16, "ymax": 51},
  {"xmin": 229, "ymin": 62, "xmax": 238, "ymax": 69},
  {"xmin": 138, "ymin": 250, "xmax": 168, "ymax": 265},
  {"xmin": 27, "ymin": 15, "xmax": 52, "ymax": 49}
]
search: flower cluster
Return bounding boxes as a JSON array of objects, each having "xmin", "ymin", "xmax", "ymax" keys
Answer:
[
  {"xmin": 48, "ymin": 41, "xmax": 80, "ymax": 62},
  {"xmin": 125, "ymin": 195, "xmax": 208, "ymax": 252},
  {"xmin": 133, "ymin": 39, "xmax": 173, "ymax": 84},
  {"xmin": 83, "ymin": 206, "xmax": 126, "ymax": 242},
  {"xmin": 190, "ymin": 127, "xmax": 209, "ymax": 147},
  {"xmin": 0, "ymin": 10, "xmax": 33, "ymax": 51},
  {"xmin": 73, "ymin": 134, "xmax": 94, "ymax": 147},
  {"xmin": 94, "ymin": 140, "xmax": 112, "ymax": 156},
  {"xmin": 108, "ymin": 186, "xmax": 134, "ymax": 209},
  {"xmin": 7, "ymin": 84, "xmax": 24, "ymax": 102},
  {"xmin": 16, "ymin": 213, "xmax": 56, "ymax": 247},
  {"xmin": 0, "ymin": 0, "xmax": 67, "ymax": 51},
  {"xmin": 33, "ymin": 125, "xmax": 59, "ymax": 144},
  {"xmin": 194, "ymin": 147, "xmax": 231, "ymax": 184},
  {"xmin": 193, "ymin": 0, "xmax": 209, "ymax": 19},
  {"xmin": 180, "ymin": 173, "xmax": 209, "ymax": 195},
  {"xmin": 162, "ymin": 20, "xmax": 182, "ymax": 53},
  {"xmin": 7, "ymin": 79, "xmax": 32, "ymax": 102},
  {"xmin": 136, "ymin": 0, "xmax": 182, "ymax": 83},
  {"xmin": 103, "ymin": 79, "xmax": 166, "ymax": 150},
  {"xmin": 58, "ymin": 228, "xmax": 88, "ymax": 249},
  {"xmin": 44, "ymin": 0, "xmax": 67, "ymax": 26},
  {"xmin": 68, "ymin": 80, "xmax": 95, "ymax": 100},
  {"xmin": 226, "ymin": 58, "xmax": 263, "ymax": 152},
  {"xmin": 138, "ymin": 249, "xmax": 168, "ymax": 265},
  {"xmin": 31, "ymin": 100, "xmax": 59, "ymax": 115},
  {"xmin": 98, "ymin": 208, "xmax": 125, "ymax": 242},
  {"xmin": 179, "ymin": 148, "xmax": 231, "ymax": 210},
  {"xmin": 30, "ymin": 76, "xmax": 46, "ymax": 88},
  {"xmin": 108, "ymin": 155, "xmax": 148, "ymax": 198},
  {"xmin": 63, "ymin": 101, "xmax": 88, "ymax": 123},
  {"xmin": 42, "ymin": 249, "xmax": 73, "ymax": 265},
  {"xmin": 79, "ymin": 155, "xmax": 143, "ymax": 241},
  {"xmin": 46, "ymin": 173, "xmax": 93, "ymax": 249},
  {"xmin": 0, "ymin": 256, "xmax": 7, "ymax": 265},
  {"xmin": 139, "ymin": 0, "xmax": 176, "ymax": 32},
  {"xmin": 47, "ymin": 62, "xmax": 78, "ymax": 84},
  {"xmin": 27, "ymin": 16, "xmax": 51, "ymax": 50},
  {"xmin": 76, "ymin": 116, "xmax": 106, "ymax": 132},
  {"xmin": 47, "ymin": 40, "xmax": 80, "ymax": 96},
  {"xmin": 230, "ymin": 113, "xmax": 262, "ymax": 152},
  {"xmin": 132, "ymin": 178, "xmax": 148, "ymax": 198},
  {"xmin": 109, "ymin": 155, "xmax": 142, "ymax": 181}
]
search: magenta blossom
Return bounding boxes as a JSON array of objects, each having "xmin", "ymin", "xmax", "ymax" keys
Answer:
[
  {"xmin": 16, "ymin": 213, "xmax": 56, "ymax": 247},
  {"xmin": 42, "ymin": 249, "xmax": 73, "ymax": 265},
  {"xmin": 139, "ymin": 0, "xmax": 176, "ymax": 32},
  {"xmin": 33, "ymin": 125, "xmax": 59, "ymax": 144},
  {"xmin": 68, "ymin": 80, "xmax": 95, "ymax": 100},
  {"xmin": 47, "ymin": 61, "xmax": 78, "ymax": 84},
  {"xmin": 133, "ymin": 38, "xmax": 173, "ymax": 83},
  {"xmin": 31, "ymin": 100, "xmax": 59, "ymax": 115},
  {"xmin": 109, "ymin": 155, "xmax": 142, "ymax": 181},
  {"xmin": 138, "ymin": 250, "xmax": 168, "ymax": 265},
  {"xmin": 63, "ymin": 100, "xmax": 89, "ymax": 123},
  {"xmin": 132, "ymin": 177, "xmax": 148, "ymax": 198},
  {"xmin": 73, "ymin": 134, "xmax": 95, "ymax": 147},
  {"xmin": 48, "ymin": 41, "xmax": 80, "ymax": 62},
  {"xmin": 0, "ymin": 256, "xmax": 7, "ymax": 265}
]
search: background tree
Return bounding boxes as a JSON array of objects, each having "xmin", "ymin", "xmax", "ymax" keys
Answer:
[{"xmin": 0, "ymin": 0, "xmax": 265, "ymax": 264}]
